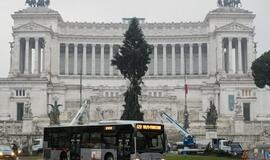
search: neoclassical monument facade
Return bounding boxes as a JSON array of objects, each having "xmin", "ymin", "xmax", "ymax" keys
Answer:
[{"xmin": 1, "ymin": 5, "xmax": 270, "ymax": 146}]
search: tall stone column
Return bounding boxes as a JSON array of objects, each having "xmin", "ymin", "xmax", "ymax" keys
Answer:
[
  {"xmin": 42, "ymin": 38, "xmax": 46, "ymax": 74},
  {"xmin": 247, "ymin": 36, "xmax": 254, "ymax": 73},
  {"xmin": 172, "ymin": 44, "xmax": 176, "ymax": 75},
  {"xmin": 74, "ymin": 43, "xmax": 78, "ymax": 75},
  {"xmin": 198, "ymin": 43, "xmax": 202, "ymax": 75},
  {"xmin": 228, "ymin": 38, "xmax": 233, "ymax": 74},
  {"xmin": 24, "ymin": 37, "xmax": 30, "ymax": 74},
  {"xmin": 117, "ymin": 44, "xmax": 121, "ymax": 76},
  {"xmin": 100, "ymin": 44, "xmax": 105, "ymax": 76},
  {"xmin": 163, "ymin": 44, "xmax": 167, "ymax": 76},
  {"xmin": 14, "ymin": 37, "xmax": 20, "ymax": 74},
  {"xmin": 91, "ymin": 44, "xmax": 96, "ymax": 75},
  {"xmin": 83, "ymin": 43, "xmax": 87, "ymax": 75},
  {"xmin": 189, "ymin": 44, "xmax": 193, "ymax": 75},
  {"xmin": 154, "ymin": 44, "xmax": 158, "ymax": 76},
  {"xmin": 9, "ymin": 42, "xmax": 14, "ymax": 76},
  {"xmin": 206, "ymin": 43, "xmax": 208, "ymax": 74},
  {"xmin": 109, "ymin": 44, "xmax": 114, "ymax": 76},
  {"xmin": 238, "ymin": 38, "xmax": 243, "ymax": 74},
  {"xmin": 217, "ymin": 37, "xmax": 224, "ymax": 74},
  {"xmin": 65, "ymin": 44, "xmax": 69, "ymax": 75},
  {"xmin": 42, "ymin": 40, "xmax": 45, "ymax": 74},
  {"xmin": 34, "ymin": 38, "xmax": 39, "ymax": 74},
  {"xmin": 180, "ymin": 44, "xmax": 185, "ymax": 75}
]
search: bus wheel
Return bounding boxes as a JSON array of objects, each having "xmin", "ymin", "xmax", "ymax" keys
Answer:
[
  {"xmin": 60, "ymin": 151, "xmax": 68, "ymax": 160},
  {"xmin": 105, "ymin": 154, "xmax": 114, "ymax": 160}
]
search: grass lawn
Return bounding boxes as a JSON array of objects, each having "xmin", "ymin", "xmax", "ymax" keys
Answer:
[
  {"xmin": 20, "ymin": 154, "xmax": 240, "ymax": 160},
  {"xmin": 166, "ymin": 153, "xmax": 240, "ymax": 160},
  {"xmin": 19, "ymin": 156, "xmax": 42, "ymax": 160}
]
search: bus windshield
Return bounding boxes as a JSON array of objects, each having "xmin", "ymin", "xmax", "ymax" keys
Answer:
[{"xmin": 136, "ymin": 130, "xmax": 165, "ymax": 153}]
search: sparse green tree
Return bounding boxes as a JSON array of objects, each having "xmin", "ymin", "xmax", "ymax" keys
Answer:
[
  {"xmin": 48, "ymin": 101, "xmax": 62, "ymax": 125},
  {"xmin": 203, "ymin": 101, "xmax": 218, "ymax": 128},
  {"xmin": 251, "ymin": 50, "xmax": 270, "ymax": 88},
  {"xmin": 111, "ymin": 18, "xmax": 152, "ymax": 121}
]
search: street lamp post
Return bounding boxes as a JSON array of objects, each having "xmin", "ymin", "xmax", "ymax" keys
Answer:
[{"xmin": 183, "ymin": 51, "xmax": 189, "ymax": 129}]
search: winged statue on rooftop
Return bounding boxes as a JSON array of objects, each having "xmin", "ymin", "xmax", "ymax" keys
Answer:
[
  {"xmin": 25, "ymin": 0, "xmax": 50, "ymax": 7},
  {"xmin": 218, "ymin": 0, "xmax": 242, "ymax": 8}
]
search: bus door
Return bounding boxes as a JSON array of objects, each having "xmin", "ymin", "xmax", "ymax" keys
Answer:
[
  {"xmin": 117, "ymin": 133, "xmax": 131, "ymax": 160},
  {"xmin": 70, "ymin": 133, "xmax": 81, "ymax": 160}
]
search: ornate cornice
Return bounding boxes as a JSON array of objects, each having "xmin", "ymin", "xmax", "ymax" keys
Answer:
[
  {"xmin": 214, "ymin": 22, "xmax": 254, "ymax": 33},
  {"xmin": 57, "ymin": 21, "xmax": 208, "ymax": 37},
  {"xmin": 12, "ymin": 7, "xmax": 63, "ymax": 22},
  {"xmin": 13, "ymin": 22, "xmax": 53, "ymax": 35},
  {"xmin": 205, "ymin": 7, "xmax": 256, "ymax": 22}
]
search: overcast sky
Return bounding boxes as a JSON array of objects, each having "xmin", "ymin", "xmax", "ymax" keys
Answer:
[{"xmin": 0, "ymin": 0, "xmax": 269, "ymax": 77}]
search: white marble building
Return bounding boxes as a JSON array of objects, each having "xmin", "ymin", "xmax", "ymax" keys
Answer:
[{"xmin": 1, "ymin": 5, "xmax": 270, "ymax": 146}]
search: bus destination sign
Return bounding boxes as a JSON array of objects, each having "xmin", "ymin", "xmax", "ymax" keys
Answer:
[
  {"xmin": 104, "ymin": 126, "xmax": 114, "ymax": 131},
  {"xmin": 136, "ymin": 124, "xmax": 161, "ymax": 130}
]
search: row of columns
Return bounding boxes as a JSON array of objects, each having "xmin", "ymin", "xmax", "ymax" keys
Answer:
[
  {"xmin": 152, "ymin": 43, "xmax": 206, "ymax": 75},
  {"xmin": 17, "ymin": 37, "xmax": 45, "ymax": 74},
  {"xmin": 221, "ymin": 37, "xmax": 248, "ymax": 74},
  {"xmin": 61, "ymin": 43, "xmax": 207, "ymax": 76},
  {"xmin": 64, "ymin": 44, "xmax": 116, "ymax": 76}
]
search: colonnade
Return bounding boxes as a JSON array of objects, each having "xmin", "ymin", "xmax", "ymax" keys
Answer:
[
  {"xmin": 221, "ymin": 37, "xmax": 248, "ymax": 74},
  {"xmin": 17, "ymin": 37, "xmax": 45, "ymax": 74},
  {"xmin": 59, "ymin": 43, "xmax": 208, "ymax": 76},
  {"xmin": 60, "ymin": 43, "xmax": 118, "ymax": 76}
]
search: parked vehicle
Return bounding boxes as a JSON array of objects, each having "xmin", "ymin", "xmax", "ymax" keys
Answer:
[
  {"xmin": 0, "ymin": 145, "xmax": 16, "ymax": 160},
  {"xmin": 32, "ymin": 139, "xmax": 43, "ymax": 154},
  {"xmin": 230, "ymin": 142, "xmax": 243, "ymax": 156},
  {"xmin": 211, "ymin": 138, "xmax": 242, "ymax": 156}
]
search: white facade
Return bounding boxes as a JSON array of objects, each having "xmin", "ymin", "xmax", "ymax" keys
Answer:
[{"xmin": 1, "ymin": 6, "xmax": 270, "ymax": 146}]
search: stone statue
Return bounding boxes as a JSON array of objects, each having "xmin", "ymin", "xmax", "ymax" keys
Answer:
[
  {"xmin": 203, "ymin": 101, "xmax": 218, "ymax": 128},
  {"xmin": 48, "ymin": 101, "xmax": 62, "ymax": 125},
  {"xmin": 233, "ymin": 0, "xmax": 242, "ymax": 8},
  {"xmin": 45, "ymin": 0, "xmax": 50, "ymax": 6},
  {"xmin": 218, "ymin": 0, "xmax": 223, "ymax": 7},
  {"xmin": 25, "ymin": 0, "xmax": 36, "ymax": 7},
  {"xmin": 235, "ymin": 102, "xmax": 242, "ymax": 115},
  {"xmin": 24, "ymin": 101, "xmax": 33, "ymax": 118},
  {"xmin": 218, "ymin": 0, "xmax": 241, "ymax": 8},
  {"xmin": 25, "ymin": 0, "xmax": 50, "ymax": 7},
  {"xmin": 37, "ymin": 0, "xmax": 45, "ymax": 7},
  {"xmin": 223, "ymin": 0, "xmax": 230, "ymax": 7}
]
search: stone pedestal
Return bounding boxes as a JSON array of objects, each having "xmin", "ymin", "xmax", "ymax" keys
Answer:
[
  {"xmin": 22, "ymin": 117, "xmax": 33, "ymax": 134},
  {"xmin": 234, "ymin": 115, "xmax": 244, "ymax": 134},
  {"xmin": 205, "ymin": 125, "xmax": 218, "ymax": 143}
]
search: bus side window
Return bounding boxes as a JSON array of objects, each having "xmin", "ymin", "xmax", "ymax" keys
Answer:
[
  {"xmin": 103, "ymin": 137, "xmax": 116, "ymax": 149},
  {"xmin": 90, "ymin": 132, "xmax": 101, "ymax": 149},
  {"xmin": 81, "ymin": 132, "xmax": 90, "ymax": 148}
]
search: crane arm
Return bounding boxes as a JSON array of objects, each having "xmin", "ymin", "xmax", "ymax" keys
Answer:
[
  {"xmin": 69, "ymin": 100, "xmax": 90, "ymax": 125},
  {"xmin": 159, "ymin": 111, "xmax": 190, "ymax": 138}
]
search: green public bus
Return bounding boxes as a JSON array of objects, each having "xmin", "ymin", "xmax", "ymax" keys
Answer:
[{"xmin": 43, "ymin": 121, "xmax": 167, "ymax": 160}]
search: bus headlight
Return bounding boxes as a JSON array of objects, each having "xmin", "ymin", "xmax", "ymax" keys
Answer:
[
  {"xmin": 18, "ymin": 149, "xmax": 22, "ymax": 154},
  {"xmin": 11, "ymin": 152, "xmax": 15, "ymax": 156},
  {"xmin": 0, "ymin": 152, "xmax": 3, "ymax": 156}
]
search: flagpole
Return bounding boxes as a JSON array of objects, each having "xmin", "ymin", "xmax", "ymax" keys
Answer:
[
  {"xmin": 78, "ymin": 53, "xmax": 83, "ymax": 124},
  {"xmin": 184, "ymin": 52, "xmax": 189, "ymax": 129}
]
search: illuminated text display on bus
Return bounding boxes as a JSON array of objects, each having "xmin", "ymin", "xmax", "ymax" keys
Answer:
[
  {"xmin": 104, "ymin": 126, "xmax": 114, "ymax": 131},
  {"xmin": 136, "ymin": 124, "xmax": 162, "ymax": 130}
]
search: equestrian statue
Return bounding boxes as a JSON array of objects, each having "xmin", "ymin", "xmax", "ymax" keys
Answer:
[
  {"xmin": 25, "ymin": 0, "xmax": 50, "ymax": 7},
  {"xmin": 217, "ymin": 0, "xmax": 242, "ymax": 8}
]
